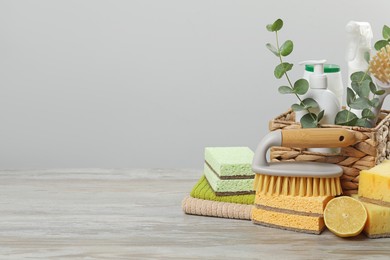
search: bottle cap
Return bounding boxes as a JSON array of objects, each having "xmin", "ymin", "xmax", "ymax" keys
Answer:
[{"xmin": 305, "ymin": 64, "xmax": 340, "ymax": 73}]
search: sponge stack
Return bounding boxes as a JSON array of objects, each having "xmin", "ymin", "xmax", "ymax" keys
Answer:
[
  {"xmin": 357, "ymin": 198, "xmax": 390, "ymax": 238},
  {"xmin": 182, "ymin": 147, "xmax": 255, "ymax": 220},
  {"xmin": 191, "ymin": 175, "xmax": 254, "ymax": 205},
  {"xmin": 359, "ymin": 160, "xmax": 390, "ymax": 207},
  {"xmin": 204, "ymin": 147, "xmax": 255, "ymax": 195},
  {"xmin": 358, "ymin": 160, "xmax": 390, "ymax": 238},
  {"xmin": 252, "ymin": 193, "xmax": 333, "ymax": 234}
]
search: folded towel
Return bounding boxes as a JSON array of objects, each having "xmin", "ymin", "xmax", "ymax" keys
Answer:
[
  {"xmin": 191, "ymin": 175, "xmax": 255, "ymax": 205},
  {"xmin": 182, "ymin": 196, "xmax": 252, "ymax": 220}
]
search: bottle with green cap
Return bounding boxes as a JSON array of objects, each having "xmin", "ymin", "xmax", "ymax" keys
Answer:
[
  {"xmin": 303, "ymin": 63, "xmax": 344, "ymax": 106},
  {"xmin": 297, "ymin": 60, "xmax": 341, "ymax": 154}
]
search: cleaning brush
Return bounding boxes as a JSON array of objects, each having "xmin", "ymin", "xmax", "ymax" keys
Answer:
[
  {"xmin": 252, "ymin": 128, "xmax": 357, "ymax": 197},
  {"xmin": 370, "ymin": 45, "xmax": 390, "ymax": 84},
  {"xmin": 366, "ymin": 45, "xmax": 390, "ymax": 125},
  {"xmin": 253, "ymin": 174, "xmax": 342, "ymax": 196}
]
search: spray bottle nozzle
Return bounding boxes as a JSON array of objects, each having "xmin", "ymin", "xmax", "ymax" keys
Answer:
[{"xmin": 345, "ymin": 21, "xmax": 373, "ymax": 61}]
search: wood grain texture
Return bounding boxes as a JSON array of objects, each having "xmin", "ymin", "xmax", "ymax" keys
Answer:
[{"xmin": 0, "ymin": 169, "xmax": 388, "ymax": 259}]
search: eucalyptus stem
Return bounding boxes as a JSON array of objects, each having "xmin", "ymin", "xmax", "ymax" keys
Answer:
[
  {"xmin": 346, "ymin": 107, "xmax": 352, "ymax": 123},
  {"xmin": 275, "ymin": 32, "xmax": 294, "ymax": 90},
  {"xmin": 275, "ymin": 31, "xmax": 316, "ymax": 122},
  {"xmin": 346, "ymin": 68, "xmax": 370, "ymax": 123},
  {"xmin": 359, "ymin": 68, "xmax": 370, "ymax": 84}
]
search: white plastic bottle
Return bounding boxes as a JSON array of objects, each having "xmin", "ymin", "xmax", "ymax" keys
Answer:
[
  {"xmin": 345, "ymin": 21, "xmax": 373, "ymax": 116},
  {"xmin": 296, "ymin": 60, "xmax": 341, "ymax": 154},
  {"xmin": 303, "ymin": 64, "xmax": 344, "ymax": 107}
]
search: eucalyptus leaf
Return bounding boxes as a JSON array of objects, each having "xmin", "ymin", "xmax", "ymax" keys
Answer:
[
  {"xmin": 362, "ymin": 108, "xmax": 375, "ymax": 119},
  {"xmin": 278, "ymin": 86, "xmax": 293, "ymax": 94},
  {"xmin": 317, "ymin": 110, "xmax": 324, "ymax": 122},
  {"xmin": 351, "ymin": 80, "xmax": 370, "ymax": 98},
  {"xmin": 360, "ymin": 80, "xmax": 371, "ymax": 98},
  {"xmin": 374, "ymin": 40, "xmax": 389, "ymax": 51},
  {"xmin": 266, "ymin": 19, "xmax": 283, "ymax": 32},
  {"xmin": 274, "ymin": 62, "xmax": 293, "ymax": 79},
  {"xmin": 346, "ymin": 87, "xmax": 356, "ymax": 106},
  {"xmin": 266, "ymin": 43, "xmax": 280, "ymax": 57},
  {"xmin": 356, "ymin": 118, "xmax": 373, "ymax": 128},
  {"xmin": 266, "ymin": 24, "xmax": 273, "ymax": 32},
  {"xmin": 350, "ymin": 79, "xmax": 370, "ymax": 98},
  {"xmin": 291, "ymin": 104, "xmax": 305, "ymax": 111},
  {"xmin": 369, "ymin": 81, "xmax": 377, "ymax": 94},
  {"xmin": 369, "ymin": 82, "xmax": 385, "ymax": 95},
  {"xmin": 350, "ymin": 71, "xmax": 371, "ymax": 83},
  {"xmin": 364, "ymin": 51, "xmax": 371, "ymax": 64},
  {"xmin": 370, "ymin": 98, "xmax": 380, "ymax": 108},
  {"xmin": 351, "ymin": 81, "xmax": 360, "ymax": 96},
  {"xmin": 376, "ymin": 90, "xmax": 386, "ymax": 95},
  {"xmin": 383, "ymin": 25, "xmax": 390, "ymax": 40},
  {"xmin": 293, "ymin": 79, "xmax": 309, "ymax": 95},
  {"xmin": 280, "ymin": 40, "xmax": 293, "ymax": 56},
  {"xmin": 335, "ymin": 110, "xmax": 358, "ymax": 126},
  {"xmin": 272, "ymin": 19, "xmax": 283, "ymax": 31},
  {"xmin": 300, "ymin": 113, "xmax": 317, "ymax": 128},
  {"xmin": 301, "ymin": 98, "xmax": 319, "ymax": 109},
  {"xmin": 349, "ymin": 97, "xmax": 371, "ymax": 110}
]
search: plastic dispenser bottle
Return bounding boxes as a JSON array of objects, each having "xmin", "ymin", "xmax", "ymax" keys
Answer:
[
  {"xmin": 345, "ymin": 21, "xmax": 373, "ymax": 116},
  {"xmin": 303, "ymin": 64, "xmax": 344, "ymax": 107},
  {"xmin": 296, "ymin": 60, "xmax": 341, "ymax": 154}
]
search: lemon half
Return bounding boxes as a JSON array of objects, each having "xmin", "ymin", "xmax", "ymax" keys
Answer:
[{"xmin": 324, "ymin": 196, "xmax": 367, "ymax": 237}]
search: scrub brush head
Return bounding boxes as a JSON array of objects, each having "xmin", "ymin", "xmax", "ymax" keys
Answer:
[
  {"xmin": 370, "ymin": 45, "xmax": 390, "ymax": 84},
  {"xmin": 253, "ymin": 174, "xmax": 342, "ymax": 197}
]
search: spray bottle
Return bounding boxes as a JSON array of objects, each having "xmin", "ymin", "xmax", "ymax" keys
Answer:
[{"xmin": 345, "ymin": 21, "xmax": 373, "ymax": 116}]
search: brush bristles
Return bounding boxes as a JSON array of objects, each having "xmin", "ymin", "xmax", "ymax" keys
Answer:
[
  {"xmin": 254, "ymin": 174, "xmax": 342, "ymax": 196},
  {"xmin": 370, "ymin": 45, "xmax": 390, "ymax": 84}
]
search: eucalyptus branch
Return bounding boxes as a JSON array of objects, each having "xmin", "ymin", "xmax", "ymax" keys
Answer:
[
  {"xmin": 274, "ymin": 31, "xmax": 316, "ymax": 123},
  {"xmin": 266, "ymin": 18, "xmax": 320, "ymax": 128},
  {"xmin": 336, "ymin": 23, "xmax": 389, "ymax": 128},
  {"xmin": 275, "ymin": 32, "xmax": 295, "ymax": 95},
  {"xmin": 336, "ymin": 63, "xmax": 384, "ymax": 127},
  {"xmin": 346, "ymin": 68, "xmax": 370, "ymax": 123}
]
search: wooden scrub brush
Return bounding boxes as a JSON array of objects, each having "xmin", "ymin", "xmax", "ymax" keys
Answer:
[
  {"xmin": 252, "ymin": 128, "xmax": 357, "ymax": 196},
  {"xmin": 368, "ymin": 44, "xmax": 390, "ymax": 124},
  {"xmin": 370, "ymin": 45, "xmax": 390, "ymax": 84}
]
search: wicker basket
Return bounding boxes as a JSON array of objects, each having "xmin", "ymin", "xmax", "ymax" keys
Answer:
[{"xmin": 269, "ymin": 109, "xmax": 390, "ymax": 195}]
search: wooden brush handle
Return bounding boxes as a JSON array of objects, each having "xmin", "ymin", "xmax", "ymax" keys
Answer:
[{"xmin": 281, "ymin": 128, "xmax": 357, "ymax": 148}]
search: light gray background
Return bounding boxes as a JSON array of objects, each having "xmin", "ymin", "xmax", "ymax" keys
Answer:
[{"xmin": 0, "ymin": 0, "xmax": 389, "ymax": 169}]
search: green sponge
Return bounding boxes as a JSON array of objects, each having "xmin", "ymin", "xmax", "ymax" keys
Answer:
[
  {"xmin": 190, "ymin": 175, "xmax": 255, "ymax": 205},
  {"xmin": 205, "ymin": 147, "xmax": 254, "ymax": 177}
]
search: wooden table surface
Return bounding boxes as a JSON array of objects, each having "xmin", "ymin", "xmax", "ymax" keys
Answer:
[{"xmin": 0, "ymin": 168, "xmax": 389, "ymax": 259}]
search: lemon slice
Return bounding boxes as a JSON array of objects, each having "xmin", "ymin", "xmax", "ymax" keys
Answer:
[{"xmin": 324, "ymin": 196, "xmax": 367, "ymax": 237}]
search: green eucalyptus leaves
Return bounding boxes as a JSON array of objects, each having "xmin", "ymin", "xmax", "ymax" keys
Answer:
[
  {"xmin": 335, "ymin": 24, "xmax": 390, "ymax": 128},
  {"xmin": 266, "ymin": 19, "xmax": 389, "ymax": 129},
  {"xmin": 374, "ymin": 25, "xmax": 390, "ymax": 51},
  {"xmin": 335, "ymin": 72, "xmax": 383, "ymax": 128},
  {"xmin": 266, "ymin": 18, "xmax": 322, "ymax": 128}
]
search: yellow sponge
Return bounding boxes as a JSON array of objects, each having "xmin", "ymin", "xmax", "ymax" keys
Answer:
[
  {"xmin": 353, "ymin": 195, "xmax": 390, "ymax": 238},
  {"xmin": 255, "ymin": 193, "xmax": 332, "ymax": 216},
  {"xmin": 252, "ymin": 194, "xmax": 332, "ymax": 234},
  {"xmin": 252, "ymin": 207, "xmax": 325, "ymax": 234},
  {"xmin": 358, "ymin": 160, "xmax": 390, "ymax": 206}
]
